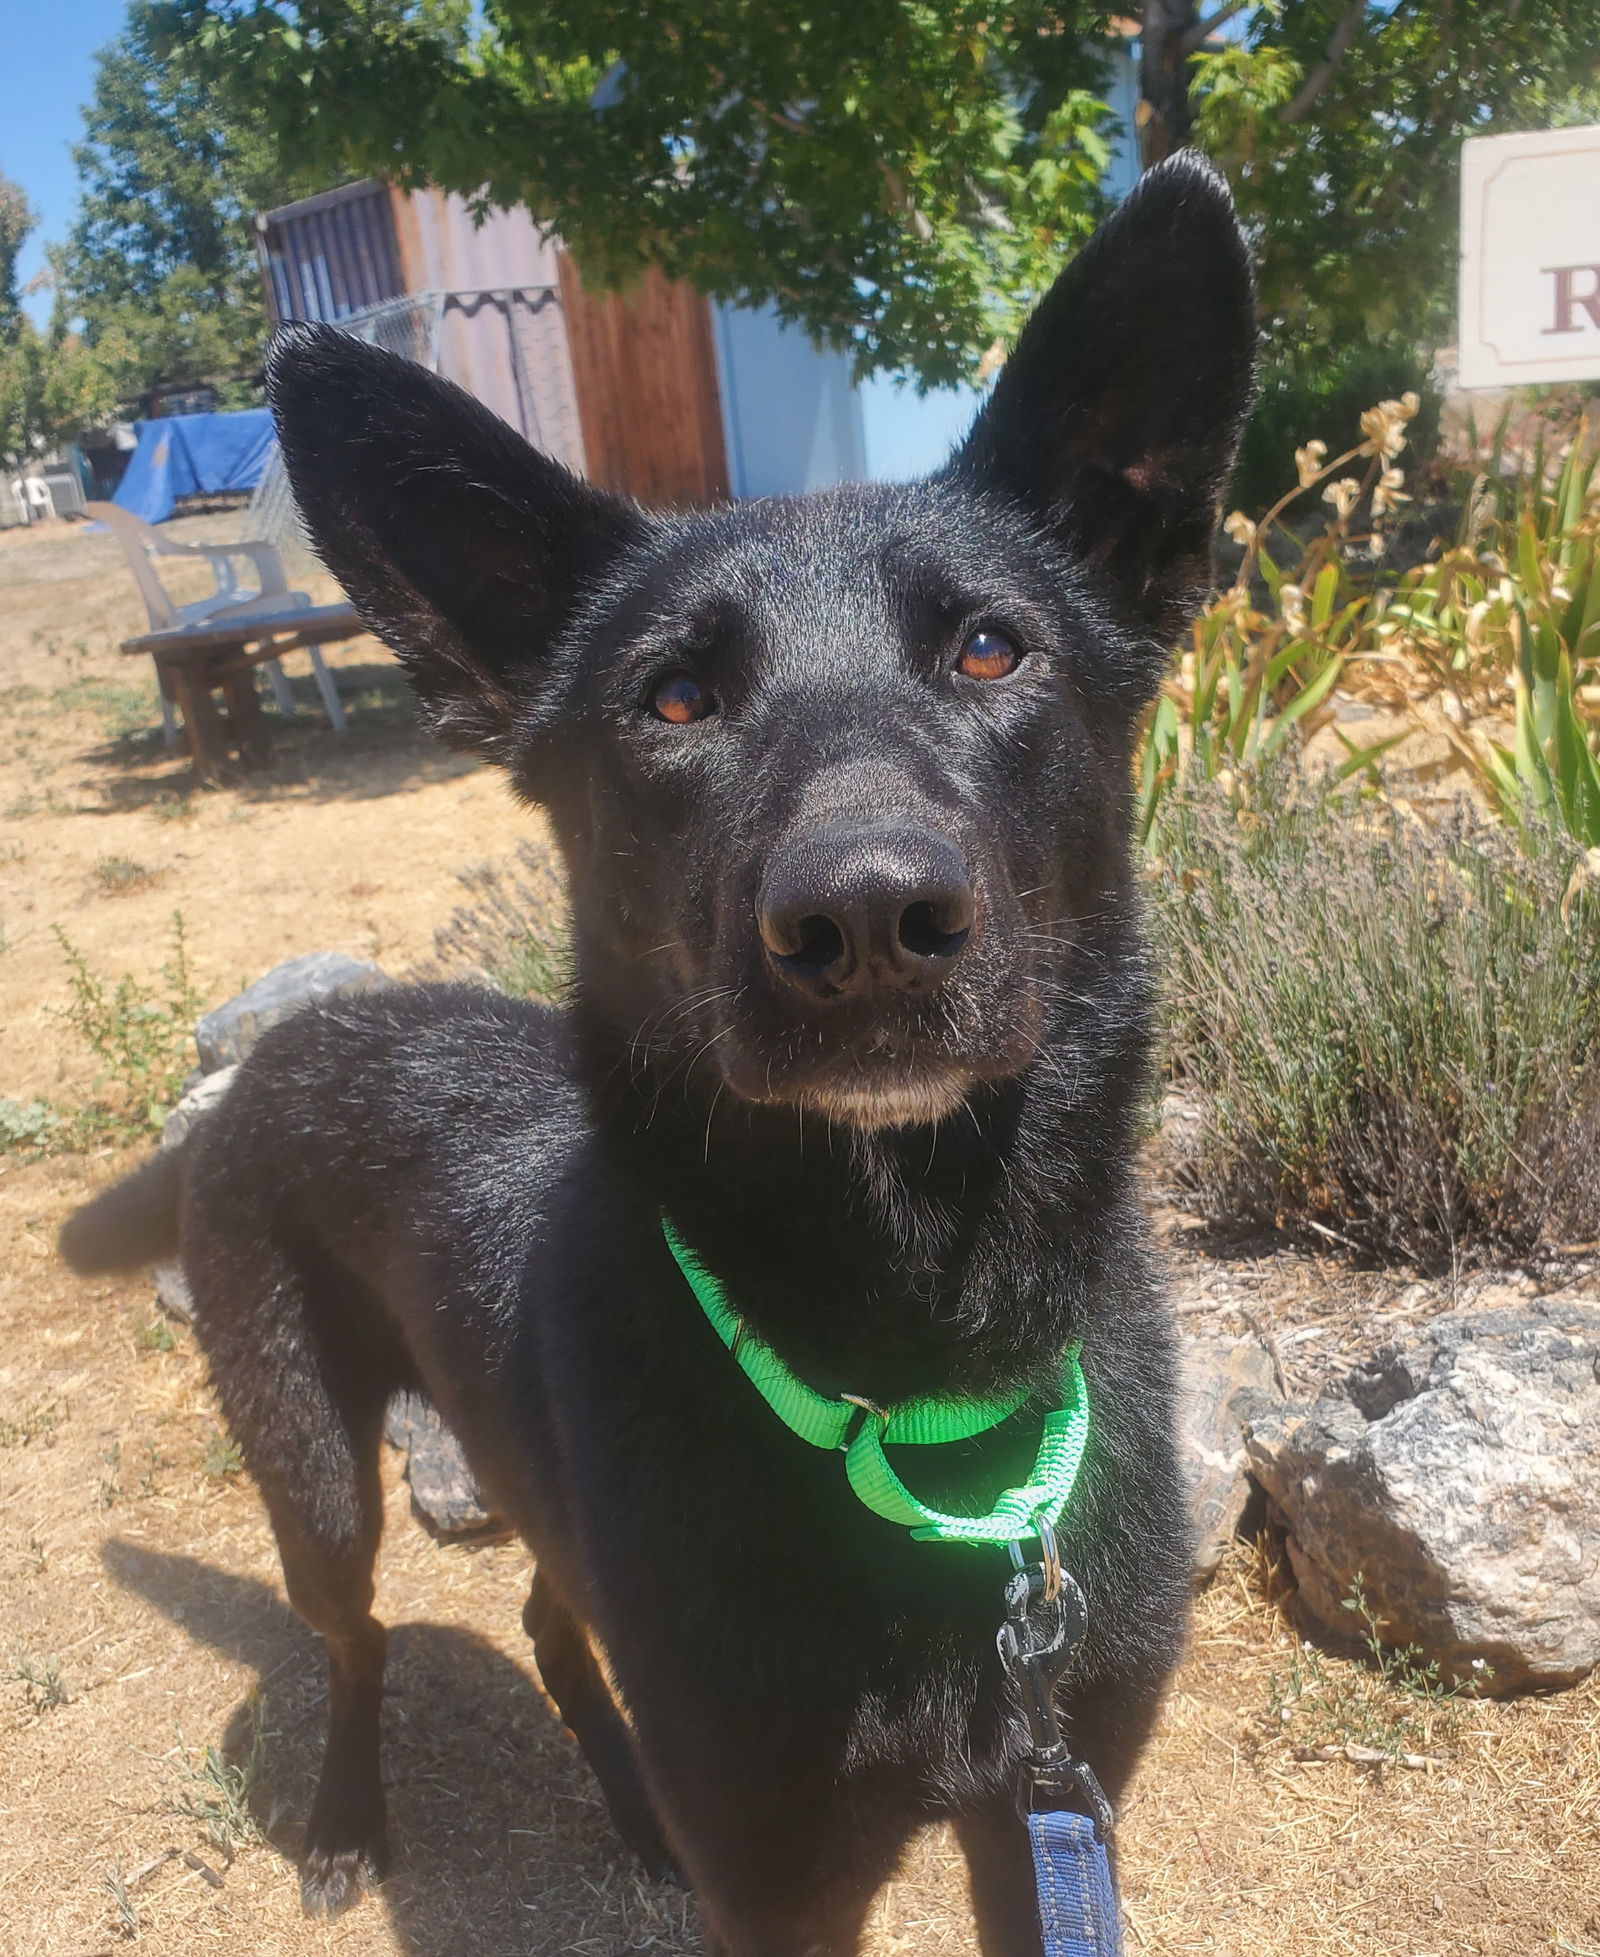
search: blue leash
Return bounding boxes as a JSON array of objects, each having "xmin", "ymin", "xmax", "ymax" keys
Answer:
[
  {"xmin": 998, "ymin": 1543, "xmax": 1125, "ymax": 1957},
  {"xmin": 1027, "ymin": 1809, "xmax": 1123, "ymax": 1957}
]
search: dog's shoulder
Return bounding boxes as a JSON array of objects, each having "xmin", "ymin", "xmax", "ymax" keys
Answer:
[{"xmin": 207, "ymin": 980, "xmax": 586, "ymax": 1182}]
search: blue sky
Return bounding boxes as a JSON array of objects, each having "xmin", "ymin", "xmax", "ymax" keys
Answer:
[{"xmin": 1, "ymin": 0, "xmax": 133, "ymax": 321}]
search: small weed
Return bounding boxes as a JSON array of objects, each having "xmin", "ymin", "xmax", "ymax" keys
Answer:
[
  {"xmin": 200, "ymin": 1428, "xmax": 244, "ymax": 1479},
  {"xmin": 92, "ymin": 855, "xmax": 158, "ymax": 898},
  {"xmin": 0, "ymin": 1396, "xmax": 66, "ymax": 1448},
  {"xmin": 170, "ymin": 1705, "xmax": 265, "ymax": 1859},
  {"xmin": 150, "ymin": 791, "xmax": 197, "ymax": 823},
  {"xmin": 132, "ymin": 1313, "xmax": 176, "ymax": 1354},
  {"xmin": 52, "ymin": 913, "xmax": 203, "ymax": 1145},
  {"xmin": 53, "ymin": 676, "xmax": 161, "ymax": 743},
  {"xmin": 1267, "ymin": 1577, "xmax": 1490, "ymax": 1761},
  {"xmin": 99, "ymin": 1439, "xmax": 123, "ymax": 1509},
  {"xmin": 0, "ymin": 1097, "xmax": 62, "ymax": 1157},
  {"xmin": 5, "ymin": 1648, "xmax": 70, "ymax": 1715},
  {"xmin": 4, "ymin": 790, "xmax": 61, "ymax": 820},
  {"xmin": 102, "ymin": 1856, "xmax": 140, "ymax": 1939}
]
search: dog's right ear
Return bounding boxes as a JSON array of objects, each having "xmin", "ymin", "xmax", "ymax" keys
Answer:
[
  {"xmin": 267, "ymin": 324, "xmax": 649, "ymax": 760},
  {"xmin": 947, "ymin": 152, "xmax": 1256, "ymax": 659}
]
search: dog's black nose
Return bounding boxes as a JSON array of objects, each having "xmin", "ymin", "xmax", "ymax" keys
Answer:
[{"xmin": 758, "ymin": 827, "xmax": 976, "ymax": 1000}]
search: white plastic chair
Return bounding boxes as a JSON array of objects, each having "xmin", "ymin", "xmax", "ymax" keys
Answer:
[{"xmin": 88, "ymin": 502, "xmax": 345, "ymax": 744}]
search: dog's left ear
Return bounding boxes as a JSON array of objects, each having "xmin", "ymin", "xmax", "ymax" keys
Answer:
[{"xmin": 949, "ymin": 152, "xmax": 1256, "ymax": 653}]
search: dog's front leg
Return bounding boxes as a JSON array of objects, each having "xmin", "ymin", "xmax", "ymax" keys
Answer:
[
  {"xmin": 522, "ymin": 1571, "xmax": 680, "ymax": 1879},
  {"xmin": 697, "ymin": 1876, "xmax": 879, "ymax": 1957},
  {"xmin": 665, "ymin": 1771, "xmax": 909, "ymax": 1957},
  {"xmin": 954, "ymin": 1797, "xmax": 1044, "ymax": 1957}
]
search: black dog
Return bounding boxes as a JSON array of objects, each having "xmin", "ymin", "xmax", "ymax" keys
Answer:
[{"xmin": 62, "ymin": 153, "xmax": 1254, "ymax": 1955}]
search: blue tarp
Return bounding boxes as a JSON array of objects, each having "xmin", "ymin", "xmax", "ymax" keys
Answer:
[{"xmin": 112, "ymin": 410, "xmax": 275, "ymax": 524}]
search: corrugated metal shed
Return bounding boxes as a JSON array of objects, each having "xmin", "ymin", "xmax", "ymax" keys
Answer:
[
  {"xmin": 256, "ymin": 180, "xmax": 406, "ymax": 323},
  {"xmin": 255, "ymin": 181, "xmax": 730, "ymax": 505}
]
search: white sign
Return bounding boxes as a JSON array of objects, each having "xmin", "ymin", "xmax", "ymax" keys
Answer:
[{"xmin": 1459, "ymin": 124, "xmax": 1600, "ymax": 390}]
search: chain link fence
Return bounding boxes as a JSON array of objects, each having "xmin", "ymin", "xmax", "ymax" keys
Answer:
[{"xmin": 246, "ymin": 286, "xmax": 583, "ymax": 576}]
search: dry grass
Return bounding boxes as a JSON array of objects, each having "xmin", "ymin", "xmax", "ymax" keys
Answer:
[{"xmin": 0, "ymin": 514, "xmax": 546, "ymax": 1119}]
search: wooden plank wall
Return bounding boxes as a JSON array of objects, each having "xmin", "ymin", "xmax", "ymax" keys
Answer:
[{"xmin": 557, "ymin": 255, "xmax": 729, "ymax": 506}]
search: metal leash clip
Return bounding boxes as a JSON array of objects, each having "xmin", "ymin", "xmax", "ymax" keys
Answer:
[{"xmin": 997, "ymin": 1524, "xmax": 1114, "ymax": 1840}]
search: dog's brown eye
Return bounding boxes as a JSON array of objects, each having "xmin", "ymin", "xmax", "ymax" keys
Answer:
[
  {"xmin": 958, "ymin": 630, "xmax": 1020, "ymax": 681},
  {"xmin": 652, "ymin": 672, "xmax": 713, "ymax": 724}
]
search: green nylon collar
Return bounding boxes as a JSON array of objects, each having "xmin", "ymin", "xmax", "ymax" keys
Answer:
[{"xmin": 662, "ymin": 1218, "xmax": 1090, "ymax": 1548}]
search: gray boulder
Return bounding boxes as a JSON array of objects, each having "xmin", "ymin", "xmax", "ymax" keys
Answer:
[
  {"xmin": 148, "ymin": 1067, "xmax": 242, "ymax": 1321},
  {"xmin": 1245, "ymin": 1304, "xmax": 1600, "ymax": 1692},
  {"xmin": 1181, "ymin": 1335, "xmax": 1281, "ymax": 1579},
  {"xmin": 194, "ymin": 952, "xmax": 387, "ymax": 1073},
  {"xmin": 385, "ymin": 1393, "xmax": 502, "ymax": 1538},
  {"xmin": 159, "ymin": 1064, "xmax": 239, "ymax": 1151}
]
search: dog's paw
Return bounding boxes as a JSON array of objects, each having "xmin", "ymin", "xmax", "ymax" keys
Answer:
[
  {"xmin": 299, "ymin": 1837, "xmax": 388, "ymax": 1919},
  {"xmin": 632, "ymin": 1833, "xmax": 684, "ymax": 1886},
  {"xmin": 610, "ymin": 1803, "xmax": 681, "ymax": 1885}
]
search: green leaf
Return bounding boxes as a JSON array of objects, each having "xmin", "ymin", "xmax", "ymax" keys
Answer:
[
  {"xmin": 1259, "ymin": 658, "xmax": 1342, "ymax": 757},
  {"xmin": 1511, "ymin": 669, "xmax": 1560, "ymax": 826},
  {"xmin": 1310, "ymin": 560, "xmax": 1341, "ymax": 633}
]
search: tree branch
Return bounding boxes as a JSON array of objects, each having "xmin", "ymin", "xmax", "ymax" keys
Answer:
[
  {"xmin": 1280, "ymin": 0, "xmax": 1370, "ymax": 124},
  {"xmin": 1181, "ymin": 0, "xmax": 1252, "ymax": 57},
  {"xmin": 877, "ymin": 158, "xmax": 934, "ymax": 244}
]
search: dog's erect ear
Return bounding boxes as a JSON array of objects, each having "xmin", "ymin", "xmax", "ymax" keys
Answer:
[
  {"xmin": 267, "ymin": 324, "xmax": 648, "ymax": 758},
  {"xmin": 949, "ymin": 152, "xmax": 1256, "ymax": 649}
]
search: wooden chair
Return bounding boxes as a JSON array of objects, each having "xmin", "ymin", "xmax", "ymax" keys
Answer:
[{"xmin": 89, "ymin": 502, "xmax": 348, "ymax": 743}]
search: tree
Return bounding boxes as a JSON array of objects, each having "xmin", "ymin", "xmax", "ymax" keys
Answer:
[
  {"xmin": 154, "ymin": 0, "xmax": 1120, "ymax": 387},
  {"xmin": 1, "ymin": 176, "xmax": 34, "ymax": 320},
  {"xmin": 153, "ymin": 1, "xmax": 1599, "ymax": 397},
  {"xmin": 60, "ymin": 1, "xmax": 322, "ymax": 406},
  {"xmin": 0, "ymin": 174, "xmax": 117, "ymax": 472},
  {"xmin": 1192, "ymin": 0, "xmax": 1600, "ymax": 498}
]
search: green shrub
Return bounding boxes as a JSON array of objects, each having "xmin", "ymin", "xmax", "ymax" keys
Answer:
[
  {"xmin": 1142, "ymin": 400, "xmax": 1600, "ymax": 849},
  {"xmin": 1149, "ymin": 770, "xmax": 1600, "ymax": 1268},
  {"xmin": 51, "ymin": 913, "xmax": 203, "ymax": 1144},
  {"xmin": 433, "ymin": 841, "xmax": 568, "ymax": 1001},
  {"xmin": 0, "ymin": 1098, "xmax": 60, "ymax": 1154},
  {"xmin": 1267, "ymin": 1577, "xmax": 1489, "ymax": 1760}
]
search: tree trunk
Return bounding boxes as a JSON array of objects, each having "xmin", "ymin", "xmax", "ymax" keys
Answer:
[{"xmin": 1138, "ymin": 0, "xmax": 1201, "ymax": 168}]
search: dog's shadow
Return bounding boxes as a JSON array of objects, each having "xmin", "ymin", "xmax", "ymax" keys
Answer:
[{"xmin": 103, "ymin": 1542, "xmax": 702, "ymax": 1955}]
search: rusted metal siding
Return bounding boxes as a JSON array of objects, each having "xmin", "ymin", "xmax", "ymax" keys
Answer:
[
  {"xmin": 392, "ymin": 187, "xmax": 560, "ymax": 294},
  {"xmin": 256, "ymin": 181, "xmax": 405, "ymax": 324},
  {"xmin": 557, "ymin": 255, "xmax": 729, "ymax": 506},
  {"xmin": 257, "ymin": 178, "xmax": 725, "ymax": 505},
  {"xmin": 389, "ymin": 189, "xmax": 576, "ymax": 450}
]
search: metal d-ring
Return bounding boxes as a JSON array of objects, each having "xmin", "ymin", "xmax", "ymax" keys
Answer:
[
  {"xmin": 1034, "ymin": 1510, "xmax": 1062, "ymax": 1604},
  {"xmin": 1008, "ymin": 1514, "xmax": 1062, "ymax": 1605},
  {"xmin": 839, "ymin": 1393, "xmax": 889, "ymax": 1450}
]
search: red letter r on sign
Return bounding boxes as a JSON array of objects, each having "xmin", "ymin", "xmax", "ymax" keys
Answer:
[{"xmin": 1544, "ymin": 265, "xmax": 1600, "ymax": 335}]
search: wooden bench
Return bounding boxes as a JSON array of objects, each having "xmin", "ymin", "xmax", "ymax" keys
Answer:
[{"xmin": 122, "ymin": 604, "xmax": 363, "ymax": 781}]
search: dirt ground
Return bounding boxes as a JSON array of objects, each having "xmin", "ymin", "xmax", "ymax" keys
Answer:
[
  {"xmin": 2, "ymin": 514, "xmax": 1598, "ymax": 1956},
  {"xmin": 0, "ymin": 512, "xmax": 539, "ymax": 1111}
]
